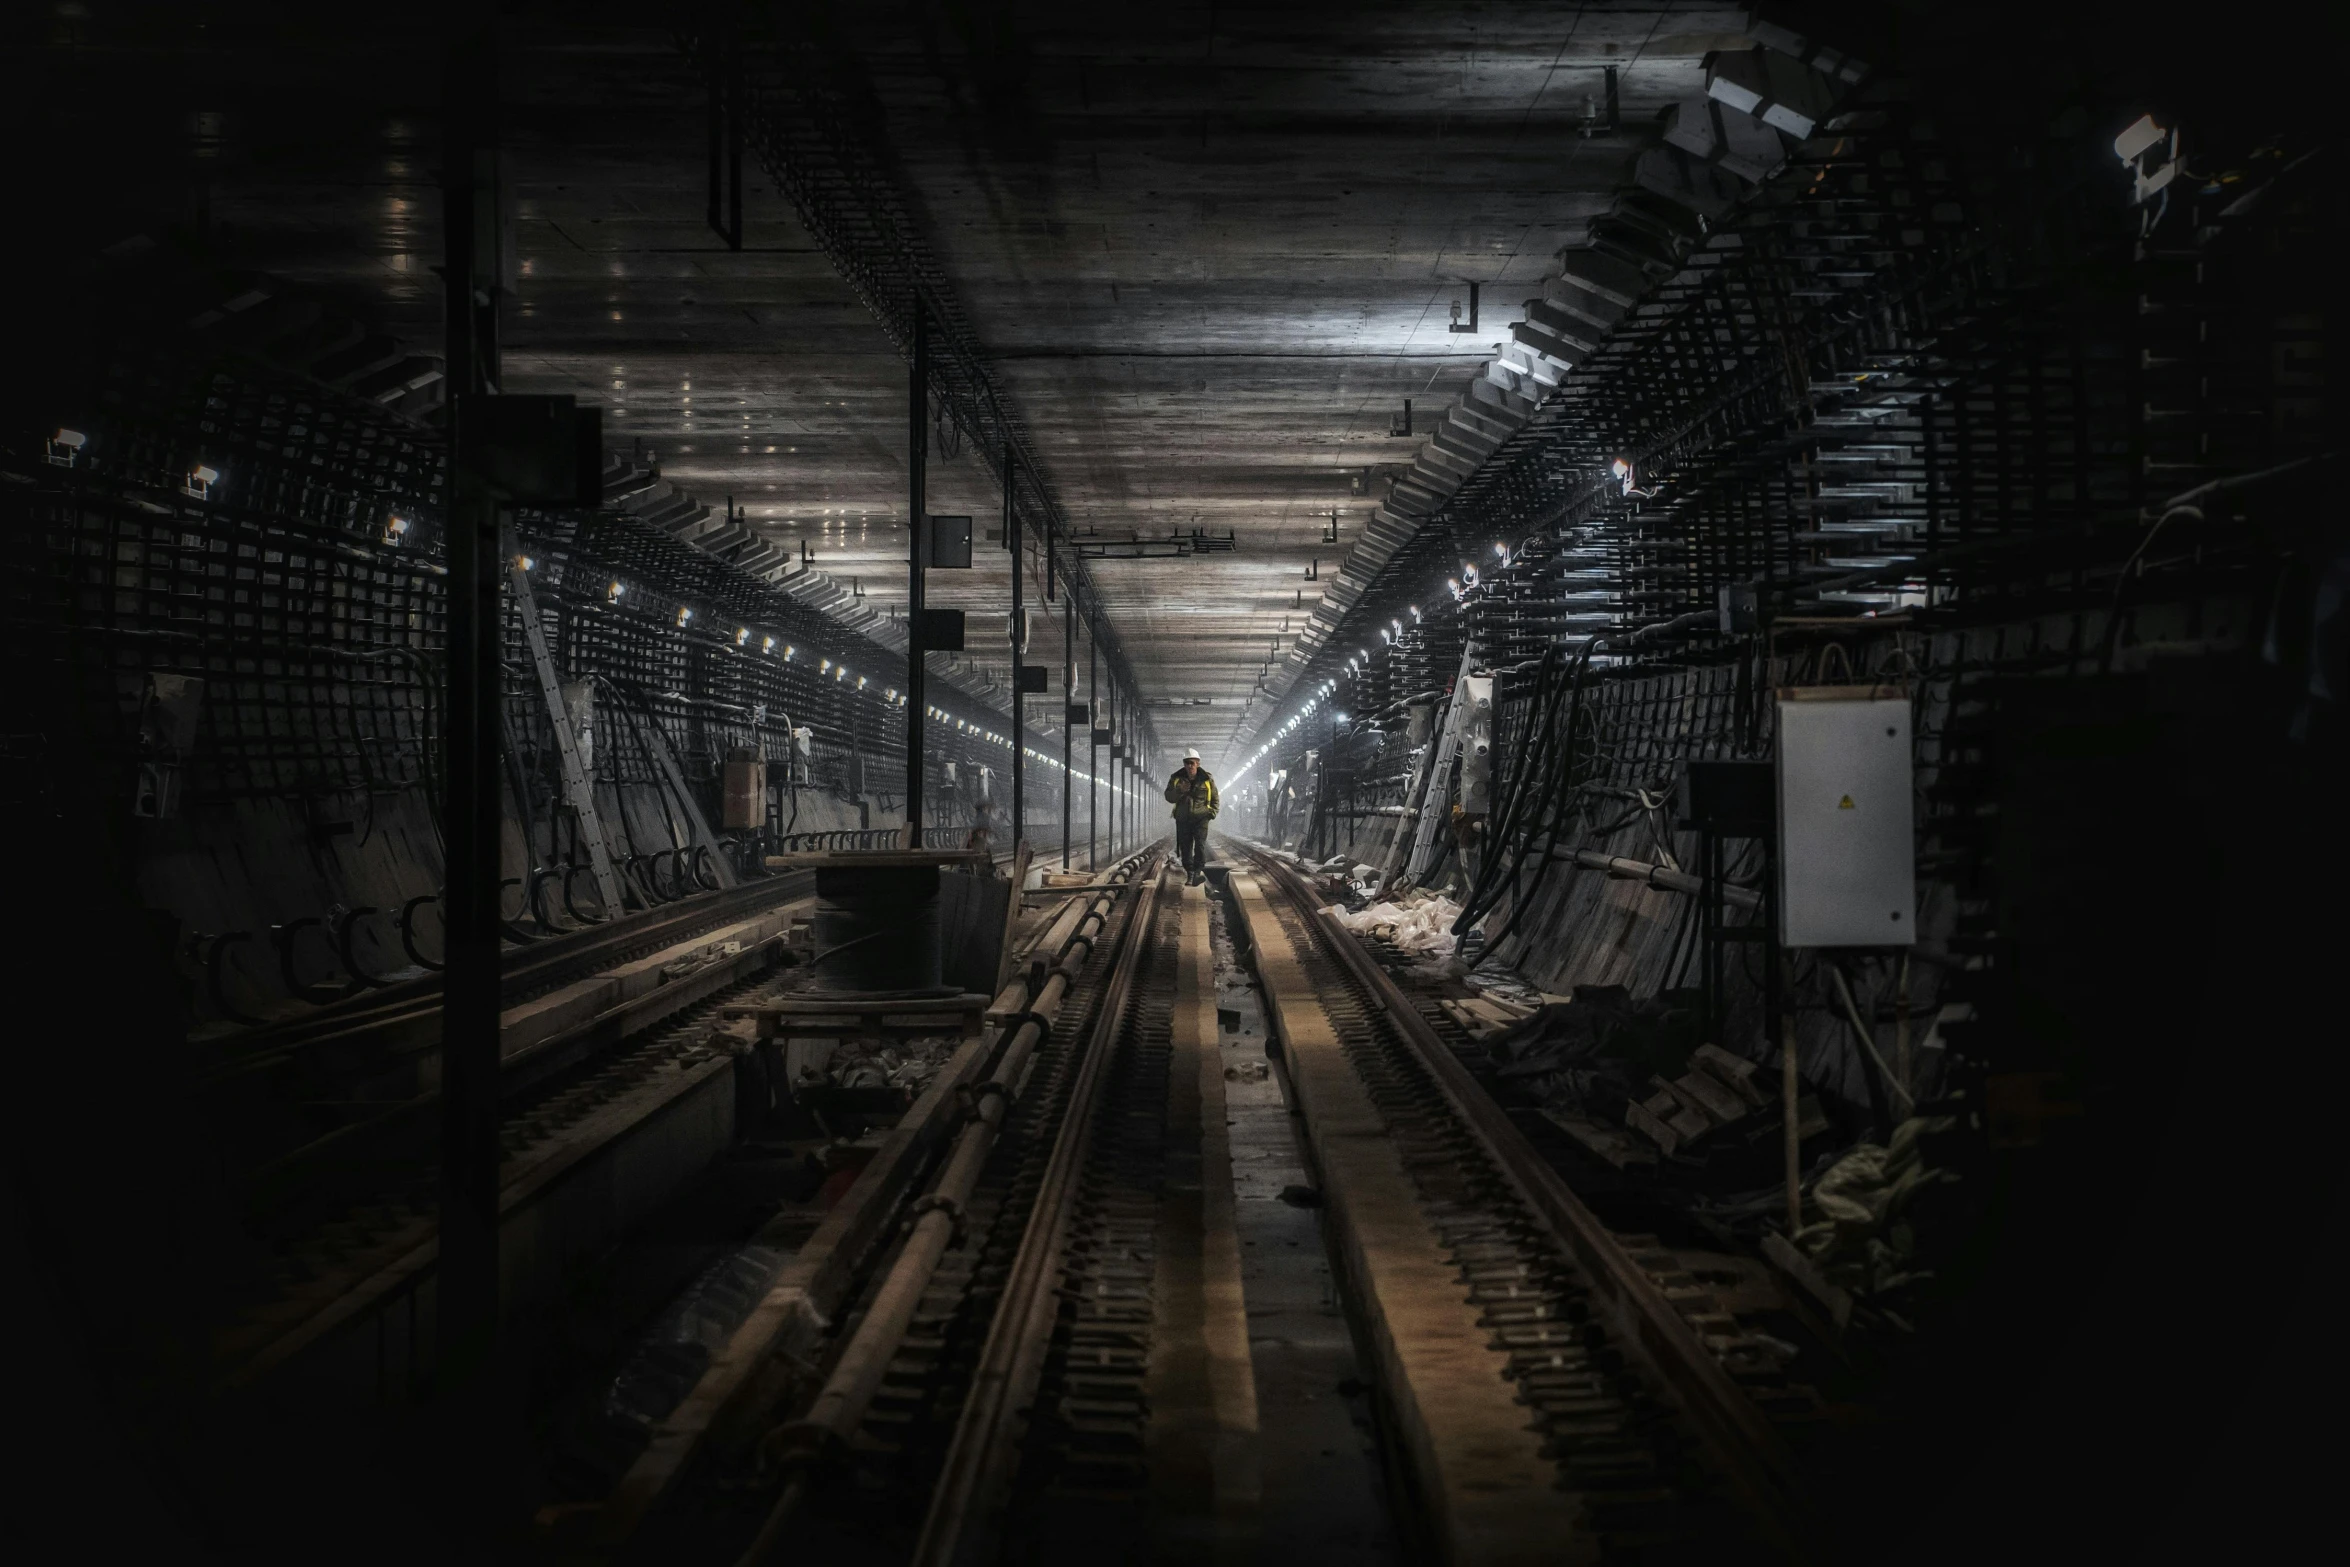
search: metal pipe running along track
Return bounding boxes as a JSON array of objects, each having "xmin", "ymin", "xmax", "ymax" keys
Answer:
[{"xmin": 583, "ymin": 835, "xmax": 1816, "ymax": 1565}]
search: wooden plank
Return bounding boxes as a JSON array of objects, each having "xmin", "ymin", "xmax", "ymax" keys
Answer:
[{"xmin": 995, "ymin": 842, "xmax": 1034, "ymax": 995}]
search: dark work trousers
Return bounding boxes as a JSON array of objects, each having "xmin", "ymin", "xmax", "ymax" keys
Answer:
[{"xmin": 1175, "ymin": 816, "xmax": 1210, "ymax": 877}]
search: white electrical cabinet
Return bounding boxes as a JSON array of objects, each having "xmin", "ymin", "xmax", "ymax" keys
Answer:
[{"xmin": 1776, "ymin": 692, "xmax": 1916, "ymax": 947}]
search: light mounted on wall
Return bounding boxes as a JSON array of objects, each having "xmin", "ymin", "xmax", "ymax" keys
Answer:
[
  {"xmin": 2113, "ymin": 113, "xmax": 2180, "ymax": 208},
  {"xmin": 675, "ymin": 606, "xmax": 694, "ymax": 628},
  {"xmin": 736, "ymin": 627, "xmax": 751, "ymax": 646},
  {"xmin": 382, "ymin": 515, "xmax": 411, "ymax": 545},
  {"xmin": 606, "ymin": 580, "xmax": 626, "ymax": 604},
  {"xmin": 46, "ymin": 428, "xmax": 87, "ymax": 468},
  {"xmin": 184, "ymin": 464, "xmax": 219, "ymax": 501},
  {"xmin": 1612, "ymin": 456, "xmax": 1662, "ymax": 499}
]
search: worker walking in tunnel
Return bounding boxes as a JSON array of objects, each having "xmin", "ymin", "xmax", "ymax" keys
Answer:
[{"xmin": 1165, "ymin": 747, "xmax": 1219, "ymax": 885}]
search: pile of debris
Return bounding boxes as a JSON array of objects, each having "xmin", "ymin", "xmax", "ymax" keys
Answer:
[
  {"xmin": 1472, "ymin": 986, "xmax": 1826, "ymax": 1178},
  {"xmin": 1785, "ymin": 1113, "xmax": 1961, "ymax": 1306},
  {"xmin": 1325, "ymin": 888, "xmax": 1463, "ymax": 957},
  {"xmin": 802, "ymin": 1037, "xmax": 959, "ymax": 1100}
]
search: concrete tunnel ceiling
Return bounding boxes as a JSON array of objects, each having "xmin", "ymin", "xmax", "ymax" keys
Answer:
[
  {"xmin": 484, "ymin": 5, "xmax": 1763, "ymax": 773},
  {"xmin": 34, "ymin": 3, "xmax": 1779, "ymax": 772}
]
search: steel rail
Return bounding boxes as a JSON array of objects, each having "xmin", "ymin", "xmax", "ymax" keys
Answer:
[
  {"xmin": 204, "ymin": 870, "xmax": 822, "ymax": 1078},
  {"xmin": 907, "ymin": 866, "xmax": 1171, "ymax": 1567},
  {"xmin": 212, "ymin": 848, "xmax": 1026, "ymax": 1088},
  {"xmin": 1234, "ymin": 840, "xmax": 1809, "ymax": 1559},
  {"xmin": 704, "ymin": 849, "xmax": 1163, "ymax": 1567},
  {"xmin": 585, "ymin": 850, "xmax": 1158, "ymax": 1557},
  {"xmin": 222, "ymin": 851, "xmax": 1081, "ymax": 1403}
]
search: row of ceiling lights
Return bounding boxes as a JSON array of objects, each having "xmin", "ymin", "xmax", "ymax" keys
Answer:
[
  {"xmin": 1226, "ymin": 534, "xmax": 1533, "ymax": 786},
  {"xmin": 1241, "ymin": 455, "xmax": 1669, "ymax": 754},
  {"xmin": 1230, "ymin": 461, "xmax": 1665, "ymax": 771},
  {"xmin": 44, "ymin": 425, "xmax": 1040, "ymax": 745}
]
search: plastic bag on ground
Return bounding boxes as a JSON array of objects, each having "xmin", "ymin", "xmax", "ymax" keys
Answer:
[{"xmin": 1325, "ymin": 889, "xmax": 1464, "ymax": 957}]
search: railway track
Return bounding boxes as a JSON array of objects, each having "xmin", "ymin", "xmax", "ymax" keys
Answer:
[
  {"xmin": 207, "ymin": 853, "xmax": 1048, "ymax": 1400},
  {"xmin": 206, "ymin": 869, "xmax": 826, "ymax": 1082},
  {"xmin": 557, "ymin": 838, "xmax": 1816, "ymax": 1565}
]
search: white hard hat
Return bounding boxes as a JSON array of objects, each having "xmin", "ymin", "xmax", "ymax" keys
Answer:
[{"xmin": 1183, "ymin": 747, "xmax": 1202, "ymax": 760}]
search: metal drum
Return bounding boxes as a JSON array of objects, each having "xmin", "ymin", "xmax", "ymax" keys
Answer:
[{"xmin": 806, "ymin": 861, "xmax": 953, "ymax": 996}]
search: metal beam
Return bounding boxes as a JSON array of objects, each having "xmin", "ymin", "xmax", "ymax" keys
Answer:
[
  {"xmin": 436, "ymin": 16, "xmax": 503, "ymax": 1415},
  {"xmin": 905, "ymin": 302, "xmax": 927, "ymax": 842},
  {"xmin": 507, "ymin": 556, "xmax": 627, "ymax": 917}
]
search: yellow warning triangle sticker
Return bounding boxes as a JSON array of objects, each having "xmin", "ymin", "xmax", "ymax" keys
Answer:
[{"xmin": 1838, "ymin": 795, "xmax": 1856, "ymax": 810}]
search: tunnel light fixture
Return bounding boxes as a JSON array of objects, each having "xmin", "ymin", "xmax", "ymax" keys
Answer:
[
  {"xmin": 184, "ymin": 464, "xmax": 220, "ymax": 500},
  {"xmin": 834, "ymin": 665, "xmax": 847, "ymax": 682},
  {"xmin": 381, "ymin": 515, "xmax": 411, "ymax": 545},
  {"xmin": 675, "ymin": 606, "xmax": 694, "ymax": 627},
  {"xmin": 514, "ymin": 554, "xmax": 535, "ymax": 572},
  {"xmin": 820, "ymin": 657, "xmax": 832, "ymax": 673},
  {"xmin": 606, "ymin": 580, "xmax": 626, "ymax": 603},
  {"xmin": 46, "ymin": 428, "xmax": 88, "ymax": 467},
  {"xmin": 735, "ymin": 627, "xmax": 751, "ymax": 646}
]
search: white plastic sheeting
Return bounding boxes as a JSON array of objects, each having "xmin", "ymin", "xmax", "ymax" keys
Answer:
[{"xmin": 1324, "ymin": 890, "xmax": 1464, "ymax": 957}]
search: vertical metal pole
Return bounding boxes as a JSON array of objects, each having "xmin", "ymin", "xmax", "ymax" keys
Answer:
[
  {"xmin": 726, "ymin": 47, "xmax": 743, "ymax": 250},
  {"xmin": 1061, "ymin": 594, "xmax": 1073, "ymax": 869},
  {"xmin": 438, "ymin": 21, "xmax": 504, "ymax": 1405},
  {"xmin": 1087, "ymin": 621, "xmax": 1098, "ymax": 872},
  {"xmin": 905, "ymin": 303, "xmax": 927, "ymax": 844},
  {"xmin": 1006, "ymin": 443, "xmax": 1023, "ymax": 854},
  {"xmin": 1782, "ymin": 1015, "xmax": 1802, "ymax": 1235},
  {"xmin": 1767, "ymin": 813, "xmax": 1794, "ymax": 1232}
]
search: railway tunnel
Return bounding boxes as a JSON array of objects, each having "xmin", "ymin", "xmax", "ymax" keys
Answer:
[{"xmin": 4, "ymin": 3, "xmax": 2339, "ymax": 1561}]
